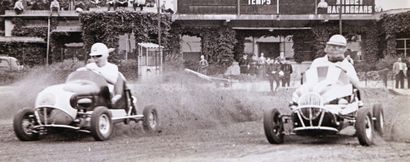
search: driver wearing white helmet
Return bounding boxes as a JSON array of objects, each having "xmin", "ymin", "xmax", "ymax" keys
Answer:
[
  {"xmin": 309, "ymin": 34, "xmax": 362, "ymax": 106},
  {"xmin": 78, "ymin": 42, "xmax": 124, "ymax": 103},
  {"xmin": 310, "ymin": 34, "xmax": 360, "ymax": 87}
]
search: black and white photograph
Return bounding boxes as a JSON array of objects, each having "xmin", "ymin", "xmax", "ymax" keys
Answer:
[{"xmin": 0, "ymin": 0, "xmax": 410, "ymax": 161}]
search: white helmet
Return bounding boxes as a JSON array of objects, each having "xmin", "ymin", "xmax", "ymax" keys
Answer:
[
  {"xmin": 327, "ymin": 34, "xmax": 347, "ymax": 46},
  {"xmin": 90, "ymin": 43, "xmax": 109, "ymax": 57}
]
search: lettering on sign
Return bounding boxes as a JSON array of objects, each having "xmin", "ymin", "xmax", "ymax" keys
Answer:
[
  {"xmin": 248, "ymin": 0, "xmax": 272, "ymax": 5},
  {"xmin": 328, "ymin": 0, "xmax": 373, "ymax": 14}
]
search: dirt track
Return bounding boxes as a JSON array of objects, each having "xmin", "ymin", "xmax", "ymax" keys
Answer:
[{"xmin": 1, "ymin": 72, "xmax": 410, "ymax": 161}]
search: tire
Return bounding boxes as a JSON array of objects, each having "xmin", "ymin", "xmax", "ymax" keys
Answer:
[
  {"xmin": 372, "ymin": 104, "xmax": 384, "ymax": 136},
  {"xmin": 355, "ymin": 108, "xmax": 374, "ymax": 146},
  {"xmin": 263, "ymin": 108, "xmax": 284, "ymax": 144},
  {"xmin": 90, "ymin": 107, "xmax": 113, "ymax": 141},
  {"xmin": 13, "ymin": 108, "xmax": 40, "ymax": 141},
  {"xmin": 142, "ymin": 105, "xmax": 159, "ymax": 132}
]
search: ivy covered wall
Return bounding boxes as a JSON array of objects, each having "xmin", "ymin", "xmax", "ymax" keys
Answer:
[
  {"xmin": 380, "ymin": 11, "xmax": 410, "ymax": 57},
  {"xmin": 80, "ymin": 11, "xmax": 172, "ymax": 64}
]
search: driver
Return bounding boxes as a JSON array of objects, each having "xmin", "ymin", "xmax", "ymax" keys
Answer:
[
  {"xmin": 309, "ymin": 34, "xmax": 362, "ymax": 106},
  {"xmin": 78, "ymin": 42, "xmax": 124, "ymax": 104}
]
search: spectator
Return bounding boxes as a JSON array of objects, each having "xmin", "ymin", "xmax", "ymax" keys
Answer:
[
  {"xmin": 14, "ymin": 0, "xmax": 24, "ymax": 15},
  {"xmin": 238, "ymin": 54, "xmax": 249, "ymax": 74},
  {"xmin": 198, "ymin": 55, "xmax": 208, "ymax": 75},
  {"xmin": 107, "ymin": 0, "xmax": 116, "ymax": 11},
  {"xmin": 258, "ymin": 53, "xmax": 267, "ymax": 78},
  {"xmin": 249, "ymin": 54, "xmax": 258, "ymax": 76},
  {"xmin": 392, "ymin": 58, "xmax": 407, "ymax": 89},
  {"xmin": 133, "ymin": 0, "xmax": 146, "ymax": 11},
  {"xmin": 266, "ymin": 59, "xmax": 282, "ymax": 92},
  {"xmin": 280, "ymin": 60, "xmax": 293, "ymax": 89},
  {"xmin": 407, "ymin": 58, "xmax": 410, "ymax": 89},
  {"xmin": 50, "ymin": 0, "xmax": 60, "ymax": 16}
]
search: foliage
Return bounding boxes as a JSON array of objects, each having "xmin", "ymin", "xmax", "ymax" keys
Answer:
[
  {"xmin": 80, "ymin": 11, "xmax": 172, "ymax": 63},
  {"xmin": 0, "ymin": 42, "xmax": 46, "ymax": 66}
]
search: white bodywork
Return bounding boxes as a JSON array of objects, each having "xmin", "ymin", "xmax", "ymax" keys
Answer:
[
  {"xmin": 292, "ymin": 64, "xmax": 359, "ymax": 116},
  {"xmin": 35, "ymin": 84, "xmax": 77, "ymax": 120}
]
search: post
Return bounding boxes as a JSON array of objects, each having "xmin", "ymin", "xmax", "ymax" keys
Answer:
[
  {"xmin": 315, "ymin": 0, "xmax": 318, "ymax": 15},
  {"xmin": 157, "ymin": 0, "xmax": 162, "ymax": 73},
  {"xmin": 339, "ymin": 1, "xmax": 342, "ymax": 34},
  {"xmin": 46, "ymin": 17, "xmax": 50, "ymax": 66},
  {"xmin": 237, "ymin": 0, "xmax": 240, "ymax": 15}
]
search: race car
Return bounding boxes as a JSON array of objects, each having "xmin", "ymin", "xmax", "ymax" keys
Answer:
[
  {"xmin": 13, "ymin": 70, "xmax": 159, "ymax": 141},
  {"xmin": 263, "ymin": 64, "xmax": 384, "ymax": 146}
]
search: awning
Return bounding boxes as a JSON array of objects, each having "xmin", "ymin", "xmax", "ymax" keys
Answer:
[
  {"xmin": 138, "ymin": 42, "xmax": 164, "ymax": 49},
  {"xmin": 52, "ymin": 26, "xmax": 82, "ymax": 33},
  {"xmin": 64, "ymin": 42, "xmax": 84, "ymax": 48},
  {"xmin": 0, "ymin": 36, "xmax": 46, "ymax": 43}
]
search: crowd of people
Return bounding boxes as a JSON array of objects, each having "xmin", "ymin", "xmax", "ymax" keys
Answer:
[{"xmin": 6, "ymin": 0, "xmax": 174, "ymax": 14}]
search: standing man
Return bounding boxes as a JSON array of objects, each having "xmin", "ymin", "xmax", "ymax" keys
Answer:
[
  {"xmin": 281, "ymin": 60, "xmax": 293, "ymax": 89},
  {"xmin": 239, "ymin": 54, "xmax": 249, "ymax": 75},
  {"xmin": 258, "ymin": 53, "xmax": 267, "ymax": 79},
  {"xmin": 266, "ymin": 59, "xmax": 282, "ymax": 92},
  {"xmin": 406, "ymin": 58, "xmax": 410, "ymax": 89},
  {"xmin": 249, "ymin": 54, "xmax": 258, "ymax": 77},
  {"xmin": 393, "ymin": 58, "xmax": 407, "ymax": 89},
  {"xmin": 198, "ymin": 55, "xmax": 209, "ymax": 75}
]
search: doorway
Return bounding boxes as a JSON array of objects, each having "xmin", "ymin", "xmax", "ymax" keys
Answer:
[{"xmin": 258, "ymin": 42, "xmax": 280, "ymax": 59}]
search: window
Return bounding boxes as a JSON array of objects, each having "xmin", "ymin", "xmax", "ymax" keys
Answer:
[{"xmin": 396, "ymin": 38, "xmax": 410, "ymax": 57}]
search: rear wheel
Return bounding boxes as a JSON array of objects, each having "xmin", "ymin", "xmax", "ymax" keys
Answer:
[
  {"xmin": 90, "ymin": 107, "xmax": 113, "ymax": 141},
  {"xmin": 373, "ymin": 104, "xmax": 384, "ymax": 136},
  {"xmin": 355, "ymin": 108, "xmax": 374, "ymax": 146},
  {"xmin": 13, "ymin": 108, "xmax": 40, "ymax": 141},
  {"xmin": 263, "ymin": 108, "xmax": 284, "ymax": 144},
  {"xmin": 142, "ymin": 105, "xmax": 159, "ymax": 133}
]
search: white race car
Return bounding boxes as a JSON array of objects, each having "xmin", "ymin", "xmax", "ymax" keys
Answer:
[
  {"xmin": 263, "ymin": 64, "xmax": 384, "ymax": 146},
  {"xmin": 13, "ymin": 70, "xmax": 159, "ymax": 141}
]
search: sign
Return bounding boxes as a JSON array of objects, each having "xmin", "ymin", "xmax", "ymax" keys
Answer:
[
  {"xmin": 327, "ymin": 0, "xmax": 374, "ymax": 14},
  {"xmin": 247, "ymin": 0, "xmax": 273, "ymax": 5}
]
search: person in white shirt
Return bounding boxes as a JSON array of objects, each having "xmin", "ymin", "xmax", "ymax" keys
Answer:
[
  {"xmin": 392, "ymin": 57, "xmax": 407, "ymax": 89},
  {"xmin": 50, "ymin": 0, "xmax": 60, "ymax": 16},
  {"xmin": 14, "ymin": 0, "xmax": 24, "ymax": 15},
  {"xmin": 78, "ymin": 43, "xmax": 124, "ymax": 103},
  {"xmin": 309, "ymin": 34, "xmax": 362, "ymax": 105}
]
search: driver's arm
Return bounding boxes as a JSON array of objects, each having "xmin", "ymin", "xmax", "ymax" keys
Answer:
[{"xmin": 340, "ymin": 62, "xmax": 361, "ymax": 88}]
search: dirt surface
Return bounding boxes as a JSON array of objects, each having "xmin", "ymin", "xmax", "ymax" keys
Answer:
[{"xmin": 1, "ymin": 71, "xmax": 410, "ymax": 161}]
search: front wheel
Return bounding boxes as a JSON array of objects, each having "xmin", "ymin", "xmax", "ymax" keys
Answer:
[
  {"xmin": 355, "ymin": 108, "xmax": 374, "ymax": 146},
  {"xmin": 13, "ymin": 108, "xmax": 40, "ymax": 141},
  {"xmin": 142, "ymin": 105, "xmax": 159, "ymax": 133},
  {"xmin": 263, "ymin": 108, "xmax": 284, "ymax": 144},
  {"xmin": 373, "ymin": 104, "xmax": 384, "ymax": 136},
  {"xmin": 90, "ymin": 107, "xmax": 113, "ymax": 141}
]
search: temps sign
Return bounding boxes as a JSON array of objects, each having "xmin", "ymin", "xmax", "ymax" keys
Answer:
[
  {"xmin": 248, "ymin": 0, "xmax": 272, "ymax": 5},
  {"xmin": 327, "ymin": 0, "xmax": 374, "ymax": 14}
]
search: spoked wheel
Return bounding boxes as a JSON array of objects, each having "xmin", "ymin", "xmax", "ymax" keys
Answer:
[
  {"xmin": 372, "ymin": 104, "xmax": 384, "ymax": 136},
  {"xmin": 13, "ymin": 108, "xmax": 40, "ymax": 141},
  {"xmin": 90, "ymin": 107, "xmax": 113, "ymax": 141},
  {"xmin": 142, "ymin": 105, "xmax": 159, "ymax": 133},
  {"xmin": 263, "ymin": 108, "xmax": 284, "ymax": 144},
  {"xmin": 355, "ymin": 108, "xmax": 374, "ymax": 146}
]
